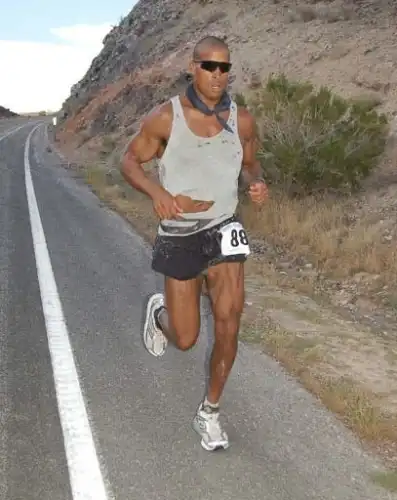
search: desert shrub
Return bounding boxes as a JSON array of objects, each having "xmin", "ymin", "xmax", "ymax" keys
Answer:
[
  {"xmin": 234, "ymin": 92, "xmax": 247, "ymax": 107},
  {"xmin": 242, "ymin": 74, "xmax": 388, "ymax": 196},
  {"xmin": 99, "ymin": 135, "xmax": 117, "ymax": 159}
]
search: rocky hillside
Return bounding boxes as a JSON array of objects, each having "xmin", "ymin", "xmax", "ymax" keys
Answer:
[
  {"xmin": 0, "ymin": 105, "xmax": 18, "ymax": 118},
  {"xmin": 55, "ymin": 0, "xmax": 397, "ymax": 153}
]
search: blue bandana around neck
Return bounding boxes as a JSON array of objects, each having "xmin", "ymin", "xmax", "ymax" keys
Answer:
[{"xmin": 186, "ymin": 83, "xmax": 233, "ymax": 133}]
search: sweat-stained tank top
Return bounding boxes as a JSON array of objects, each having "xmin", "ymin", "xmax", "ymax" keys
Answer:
[{"xmin": 156, "ymin": 95, "xmax": 243, "ymax": 237}]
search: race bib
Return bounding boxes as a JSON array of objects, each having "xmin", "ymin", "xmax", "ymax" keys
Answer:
[{"xmin": 219, "ymin": 222, "xmax": 251, "ymax": 256}]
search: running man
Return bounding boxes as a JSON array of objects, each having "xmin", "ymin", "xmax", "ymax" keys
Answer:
[{"xmin": 121, "ymin": 35, "xmax": 268, "ymax": 451}]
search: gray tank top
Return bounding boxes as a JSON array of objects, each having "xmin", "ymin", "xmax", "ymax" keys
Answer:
[{"xmin": 157, "ymin": 95, "xmax": 243, "ymax": 236}]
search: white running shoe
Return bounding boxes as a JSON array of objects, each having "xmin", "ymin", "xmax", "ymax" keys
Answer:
[
  {"xmin": 192, "ymin": 402, "xmax": 229, "ymax": 451},
  {"xmin": 143, "ymin": 293, "xmax": 168, "ymax": 357}
]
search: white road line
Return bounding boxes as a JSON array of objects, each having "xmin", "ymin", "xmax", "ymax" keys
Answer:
[
  {"xmin": 0, "ymin": 121, "xmax": 40, "ymax": 143},
  {"xmin": 24, "ymin": 125, "xmax": 110, "ymax": 500},
  {"xmin": 0, "ymin": 124, "xmax": 26, "ymax": 143}
]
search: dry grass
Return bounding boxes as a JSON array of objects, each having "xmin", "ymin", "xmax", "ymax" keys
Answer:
[
  {"xmin": 84, "ymin": 165, "xmax": 158, "ymax": 243},
  {"xmin": 241, "ymin": 316, "xmax": 397, "ymax": 466},
  {"xmin": 371, "ymin": 471, "xmax": 397, "ymax": 493},
  {"xmin": 239, "ymin": 193, "xmax": 397, "ymax": 282}
]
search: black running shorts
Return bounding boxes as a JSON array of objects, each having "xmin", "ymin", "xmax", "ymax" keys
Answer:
[{"xmin": 151, "ymin": 216, "xmax": 250, "ymax": 281}]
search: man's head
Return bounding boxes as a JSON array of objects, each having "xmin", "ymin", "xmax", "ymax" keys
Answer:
[{"xmin": 189, "ymin": 36, "xmax": 231, "ymax": 102}]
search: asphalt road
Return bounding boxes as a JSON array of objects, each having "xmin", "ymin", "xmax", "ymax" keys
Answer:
[{"xmin": 0, "ymin": 120, "xmax": 395, "ymax": 500}]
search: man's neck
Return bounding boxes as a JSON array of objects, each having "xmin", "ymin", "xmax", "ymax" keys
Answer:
[{"xmin": 192, "ymin": 84, "xmax": 221, "ymax": 110}]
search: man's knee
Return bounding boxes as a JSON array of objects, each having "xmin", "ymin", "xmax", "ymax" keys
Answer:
[
  {"xmin": 174, "ymin": 327, "xmax": 200, "ymax": 351},
  {"xmin": 213, "ymin": 312, "xmax": 241, "ymax": 350},
  {"xmin": 220, "ymin": 295, "xmax": 244, "ymax": 318},
  {"xmin": 210, "ymin": 284, "xmax": 244, "ymax": 346},
  {"xmin": 213, "ymin": 289, "xmax": 244, "ymax": 323},
  {"xmin": 167, "ymin": 312, "xmax": 200, "ymax": 351}
]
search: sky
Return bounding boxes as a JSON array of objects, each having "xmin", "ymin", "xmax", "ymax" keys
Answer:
[{"xmin": 0, "ymin": 0, "xmax": 138, "ymax": 113}]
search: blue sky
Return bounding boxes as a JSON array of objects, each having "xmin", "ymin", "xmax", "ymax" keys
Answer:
[
  {"xmin": 0, "ymin": 0, "xmax": 138, "ymax": 112},
  {"xmin": 0, "ymin": 1, "xmax": 134, "ymax": 42}
]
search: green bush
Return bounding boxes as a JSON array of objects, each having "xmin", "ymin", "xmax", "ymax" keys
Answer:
[
  {"xmin": 99, "ymin": 135, "xmax": 117, "ymax": 159},
  {"xmin": 234, "ymin": 92, "xmax": 247, "ymax": 107},
  {"xmin": 241, "ymin": 74, "xmax": 389, "ymax": 195}
]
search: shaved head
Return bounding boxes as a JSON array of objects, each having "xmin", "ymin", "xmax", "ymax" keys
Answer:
[
  {"xmin": 189, "ymin": 35, "xmax": 231, "ymax": 104},
  {"xmin": 193, "ymin": 36, "xmax": 230, "ymax": 61}
]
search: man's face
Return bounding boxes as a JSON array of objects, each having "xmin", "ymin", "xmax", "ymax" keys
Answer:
[{"xmin": 190, "ymin": 47, "xmax": 231, "ymax": 101}]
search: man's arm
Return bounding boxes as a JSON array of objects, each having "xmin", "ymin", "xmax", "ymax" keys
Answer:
[
  {"xmin": 238, "ymin": 107, "xmax": 265, "ymax": 186},
  {"xmin": 121, "ymin": 104, "xmax": 170, "ymax": 200}
]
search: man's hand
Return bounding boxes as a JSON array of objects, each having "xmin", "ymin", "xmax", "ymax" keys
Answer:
[
  {"xmin": 152, "ymin": 188, "xmax": 184, "ymax": 220},
  {"xmin": 248, "ymin": 180, "xmax": 268, "ymax": 205},
  {"xmin": 152, "ymin": 192, "xmax": 214, "ymax": 219},
  {"xmin": 175, "ymin": 194, "xmax": 214, "ymax": 213}
]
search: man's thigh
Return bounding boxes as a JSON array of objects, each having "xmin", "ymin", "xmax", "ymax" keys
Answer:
[{"xmin": 164, "ymin": 275, "xmax": 203, "ymax": 345}]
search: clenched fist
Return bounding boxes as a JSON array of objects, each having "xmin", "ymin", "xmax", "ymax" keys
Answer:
[{"xmin": 248, "ymin": 180, "xmax": 268, "ymax": 205}]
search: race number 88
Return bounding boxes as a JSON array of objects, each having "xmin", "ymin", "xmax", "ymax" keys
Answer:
[{"xmin": 230, "ymin": 228, "xmax": 248, "ymax": 247}]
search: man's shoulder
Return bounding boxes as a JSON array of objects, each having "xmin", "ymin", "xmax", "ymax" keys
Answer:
[
  {"xmin": 140, "ymin": 99, "xmax": 174, "ymax": 135},
  {"xmin": 145, "ymin": 99, "xmax": 174, "ymax": 122}
]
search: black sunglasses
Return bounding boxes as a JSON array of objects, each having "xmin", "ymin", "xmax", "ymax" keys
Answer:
[{"xmin": 195, "ymin": 60, "xmax": 232, "ymax": 74}]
